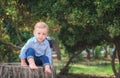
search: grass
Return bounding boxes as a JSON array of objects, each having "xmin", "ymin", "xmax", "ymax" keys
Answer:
[
  {"xmin": 54, "ymin": 59, "xmax": 118, "ymax": 76},
  {"xmin": 69, "ymin": 63, "xmax": 113, "ymax": 75}
]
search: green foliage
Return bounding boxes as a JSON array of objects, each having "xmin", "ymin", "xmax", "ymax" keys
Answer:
[
  {"xmin": 0, "ymin": 45, "xmax": 19, "ymax": 62},
  {"xmin": 107, "ymin": 21, "xmax": 120, "ymax": 38},
  {"xmin": 56, "ymin": 0, "xmax": 104, "ymax": 53},
  {"xmin": 94, "ymin": 45, "xmax": 103, "ymax": 59},
  {"xmin": 95, "ymin": 0, "xmax": 120, "ymax": 38},
  {"xmin": 19, "ymin": 31, "xmax": 33, "ymax": 43},
  {"xmin": 0, "ymin": 0, "xmax": 120, "ymax": 67},
  {"xmin": 72, "ymin": 54, "xmax": 84, "ymax": 63}
]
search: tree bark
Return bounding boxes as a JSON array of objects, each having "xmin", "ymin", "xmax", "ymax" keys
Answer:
[
  {"xmin": 112, "ymin": 36, "xmax": 120, "ymax": 78},
  {"xmin": 0, "ymin": 63, "xmax": 56, "ymax": 78},
  {"xmin": 111, "ymin": 48, "xmax": 117, "ymax": 76},
  {"xmin": 104, "ymin": 44, "xmax": 108, "ymax": 58},
  {"xmin": 52, "ymin": 39, "xmax": 61, "ymax": 60},
  {"xmin": 86, "ymin": 48, "xmax": 91, "ymax": 59},
  {"xmin": 59, "ymin": 50, "xmax": 82, "ymax": 75}
]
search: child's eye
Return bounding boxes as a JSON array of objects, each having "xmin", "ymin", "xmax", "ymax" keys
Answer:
[
  {"xmin": 38, "ymin": 33, "xmax": 41, "ymax": 34},
  {"xmin": 43, "ymin": 33, "xmax": 47, "ymax": 35}
]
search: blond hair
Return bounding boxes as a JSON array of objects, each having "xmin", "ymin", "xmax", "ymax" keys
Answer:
[{"xmin": 34, "ymin": 22, "xmax": 49, "ymax": 31}]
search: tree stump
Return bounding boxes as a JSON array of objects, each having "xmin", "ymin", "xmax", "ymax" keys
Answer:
[{"xmin": 0, "ymin": 63, "xmax": 56, "ymax": 78}]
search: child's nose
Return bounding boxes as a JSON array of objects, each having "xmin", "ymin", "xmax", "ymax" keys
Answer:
[{"xmin": 39, "ymin": 34, "xmax": 43, "ymax": 37}]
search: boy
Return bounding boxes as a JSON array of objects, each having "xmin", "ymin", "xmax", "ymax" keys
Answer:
[{"xmin": 19, "ymin": 21, "xmax": 52, "ymax": 74}]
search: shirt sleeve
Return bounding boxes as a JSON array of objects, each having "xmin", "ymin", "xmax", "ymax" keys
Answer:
[
  {"xmin": 45, "ymin": 40, "xmax": 52, "ymax": 65},
  {"xmin": 19, "ymin": 39, "xmax": 32, "ymax": 59}
]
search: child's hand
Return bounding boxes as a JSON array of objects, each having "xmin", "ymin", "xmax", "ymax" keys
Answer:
[
  {"xmin": 29, "ymin": 64, "xmax": 38, "ymax": 70},
  {"xmin": 44, "ymin": 65, "xmax": 52, "ymax": 74}
]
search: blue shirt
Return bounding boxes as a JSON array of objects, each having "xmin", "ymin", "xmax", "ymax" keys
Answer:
[{"xmin": 19, "ymin": 37, "xmax": 52, "ymax": 64}]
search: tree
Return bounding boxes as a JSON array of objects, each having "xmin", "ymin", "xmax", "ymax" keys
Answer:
[
  {"xmin": 0, "ymin": 0, "xmax": 120, "ymax": 77},
  {"xmin": 50, "ymin": 0, "xmax": 120, "ymax": 75},
  {"xmin": 15, "ymin": 0, "xmax": 119, "ymax": 75},
  {"xmin": 0, "ymin": 0, "xmax": 60, "ymax": 62},
  {"xmin": 94, "ymin": 0, "xmax": 120, "ymax": 77},
  {"xmin": 51, "ymin": 0, "xmax": 104, "ymax": 74}
]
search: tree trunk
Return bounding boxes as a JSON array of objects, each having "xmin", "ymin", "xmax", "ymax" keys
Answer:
[
  {"xmin": 52, "ymin": 40, "xmax": 61, "ymax": 60},
  {"xmin": 104, "ymin": 44, "xmax": 108, "ymax": 58},
  {"xmin": 86, "ymin": 48, "xmax": 91, "ymax": 59},
  {"xmin": 59, "ymin": 50, "xmax": 82, "ymax": 75},
  {"xmin": 111, "ymin": 48, "xmax": 117, "ymax": 77},
  {"xmin": 112, "ymin": 37, "xmax": 120, "ymax": 78},
  {"xmin": 0, "ymin": 63, "xmax": 56, "ymax": 78}
]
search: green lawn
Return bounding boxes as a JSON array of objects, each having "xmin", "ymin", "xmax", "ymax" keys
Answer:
[
  {"xmin": 54, "ymin": 60, "xmax": 118, "ymax": 76},
  {"xmin": 69, "ymin": 63, "xmax": 113, "ymax": 75}
]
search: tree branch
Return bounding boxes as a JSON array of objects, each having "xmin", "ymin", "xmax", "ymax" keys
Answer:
[{"xmin": 0, "ymin": 39, "xmax": 21, "ymax": 50}]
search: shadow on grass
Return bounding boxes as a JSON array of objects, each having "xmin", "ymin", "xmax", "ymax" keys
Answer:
[{"xmin": 56, "ymin": 73, "xmax": 115, "ymax": 78}]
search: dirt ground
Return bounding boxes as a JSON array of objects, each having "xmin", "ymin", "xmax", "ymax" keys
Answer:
[{"xmin": 56, "ymin": 74, "xmax": 115, "ymax": 78}]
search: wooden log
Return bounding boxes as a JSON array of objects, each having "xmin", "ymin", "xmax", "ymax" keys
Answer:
[{"xmin": 0, "ymin": 63, "xmax": 56, "ymax": 78}]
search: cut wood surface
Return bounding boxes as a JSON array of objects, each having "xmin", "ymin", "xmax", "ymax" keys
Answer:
[{"xmin": 0, "ymin": 63, "xmax": 56, "ymax": 78}]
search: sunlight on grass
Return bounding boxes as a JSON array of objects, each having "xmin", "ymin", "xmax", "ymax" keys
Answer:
[
  {"xmin": 69, "ymin": 62, "xmax": 114, "ymax": 75},
  {"xmin": 54, "ymin": 60, "xmax": 118, "ymax": 76}
]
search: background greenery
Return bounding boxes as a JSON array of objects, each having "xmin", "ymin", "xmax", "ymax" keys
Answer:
[{"xmin": 0, "ymin": 0, "xmax": 120, "ymax": 77}]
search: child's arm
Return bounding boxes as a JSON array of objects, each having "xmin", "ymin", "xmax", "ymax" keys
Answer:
[
  {"xmin": 19, "ymin": 39, "xmax": 32, "ymax": 66},
  {"xmin": 46, "ymin": 45, "xmax": 52, "ymax": 65},
  {"xmin": 21, "ymin": 59, "xmax": 28, "ymax": 66}
]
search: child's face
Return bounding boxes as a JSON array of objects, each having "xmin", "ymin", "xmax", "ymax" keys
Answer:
[{"xmin": 33, "ymin": 28, "xmax": 48, "ymax": 43}]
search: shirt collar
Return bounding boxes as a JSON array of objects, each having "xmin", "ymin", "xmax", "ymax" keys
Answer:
[{"xmin": 33, "ymin": 37, "xmax": 46, "ymax": 45}]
